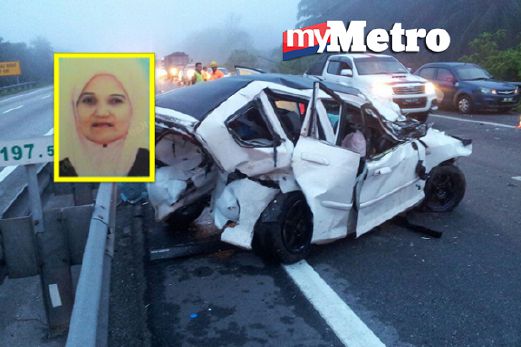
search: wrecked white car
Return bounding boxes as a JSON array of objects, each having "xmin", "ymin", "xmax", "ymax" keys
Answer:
[{"xmin": 147, "ymin": 74, "xmax": 472, "ymax": 263}]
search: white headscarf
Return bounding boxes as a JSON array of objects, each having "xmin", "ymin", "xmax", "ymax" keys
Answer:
[{"xmin": 59, "ymin": 58, "xmax": 149, "ymax": 176}]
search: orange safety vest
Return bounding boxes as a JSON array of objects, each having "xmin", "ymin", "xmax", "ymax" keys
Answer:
[{"xmin": 210, "ymin": 69, "xmax": 224, "ymax": 80}]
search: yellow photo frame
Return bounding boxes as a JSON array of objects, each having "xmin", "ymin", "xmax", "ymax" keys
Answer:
[{"xmin": 54, "ymin": 52, "xmax": 155, "ymax": 182}]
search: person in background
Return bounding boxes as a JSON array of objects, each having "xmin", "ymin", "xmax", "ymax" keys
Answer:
[
  {"xmin": 191, "ymin": 62, "xmax": 205, "ymax": 84},
  {"xmin": 209, "ymin": 61, "xmax": 224, "ymax": 80},
  {"xmin": 202, "ymin": 66, "xmax": 211, "ymax": 81}
]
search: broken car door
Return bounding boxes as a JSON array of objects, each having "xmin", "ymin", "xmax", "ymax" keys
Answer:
[
  {"xmin": 292, "ymin": 83, "xmax": 360, "ymax": 243},
  {"xmin": 356, "ymin": 133, "xmax": 426, "ymax": 236}
]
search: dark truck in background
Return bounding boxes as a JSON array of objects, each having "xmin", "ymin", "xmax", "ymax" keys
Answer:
[{"xmin": 163, "ymin": 51, "xmax": 190, "ymax": 84}]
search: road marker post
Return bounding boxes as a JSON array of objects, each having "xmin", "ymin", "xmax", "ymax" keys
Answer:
[{"xmin": 0, "ymin": 135, "xmax": 75, "ymax": 335}]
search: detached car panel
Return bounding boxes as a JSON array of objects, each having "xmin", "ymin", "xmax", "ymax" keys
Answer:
[{"xmin": 148, "ymin": 74, "xmax": 472, "ymax": 263}]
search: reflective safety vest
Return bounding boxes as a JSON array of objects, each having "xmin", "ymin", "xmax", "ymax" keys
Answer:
[
  {"xmin": 210, "ymin": 69, "xmax": 224, "ymax": 80},
  {"xmin": 193, "ymin": 71, "xmax": 204, "ymax": 84}
]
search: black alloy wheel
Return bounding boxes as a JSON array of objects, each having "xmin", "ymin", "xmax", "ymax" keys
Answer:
[{"xmin": 423, "ymin": 164, "xmax": 466, "ymax": 212}]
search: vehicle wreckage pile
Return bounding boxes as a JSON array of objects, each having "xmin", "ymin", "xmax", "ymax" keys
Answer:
[{"xmin": 147, "ymin": 74, "xmax": 472, "ymax": 263}]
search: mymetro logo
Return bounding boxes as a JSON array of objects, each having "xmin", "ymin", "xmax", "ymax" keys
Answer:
[{"xmin": 282, "ymin": 21, "xmax": 451, "ymax": 60}]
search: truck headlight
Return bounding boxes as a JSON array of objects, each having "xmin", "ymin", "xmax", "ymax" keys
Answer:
[
  {"xmin": 425, "ymin": 82, "xmax": 435, "ymax": 95},
  {"xmin": 169, "ymin": 67, "xmax": 178, "ymax": 76},
  {"xmin": 372, "ymin": 83, "xmax": 394, "ymax": 98}
]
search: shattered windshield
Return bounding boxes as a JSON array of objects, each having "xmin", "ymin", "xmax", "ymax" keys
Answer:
[{"xmin": 354, "ymin": 57, "xmax": 408, "ymax": 75}]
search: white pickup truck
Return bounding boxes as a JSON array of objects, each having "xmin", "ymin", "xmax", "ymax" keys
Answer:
[{"xmin": 307, "ymin": 53, "xmax": 438, "ymax": 122}]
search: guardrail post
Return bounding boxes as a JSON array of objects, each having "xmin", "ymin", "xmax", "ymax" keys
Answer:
[
  {"xmin": 26, "ymin": 164, "xmax": 44, "ymax": 234},
  {"xmin": 26, "ymin": 163, "xmax": 75, "ymax": 335}
]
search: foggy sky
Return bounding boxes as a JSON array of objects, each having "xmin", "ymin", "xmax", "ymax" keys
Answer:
[{"xmin": 0, "ymin": 0, "xmax": 299, "ymax": 57}]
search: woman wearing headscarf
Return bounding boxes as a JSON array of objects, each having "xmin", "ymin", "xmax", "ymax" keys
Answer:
[{"xmin": 59, "ymin": 58, "xmax": 149, "ymax": 177}]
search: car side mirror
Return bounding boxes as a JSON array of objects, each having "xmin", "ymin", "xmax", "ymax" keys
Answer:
[{"xmin": 340, "ymin": 69, "xmax": 353, "ymax": 77}]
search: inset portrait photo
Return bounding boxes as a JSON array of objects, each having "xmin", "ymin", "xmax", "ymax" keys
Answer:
[{"xmin": 54, "ymin": 53, "xmax": 155, "ymax": 182}]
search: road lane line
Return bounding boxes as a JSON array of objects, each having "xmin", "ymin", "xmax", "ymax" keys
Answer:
[
  {"xmin": 0, "ymin": 166, "xmax": 17, "ymax": 182},
  {"xmin": 0, "ymin": 88, "xmax": 52, "ymax": 104},
  {"xmin": 431, "ymin": 114, "xmax": 516, "ymax": 129},
  {"xmin": 512, "ymin": 176, "xmax": 521, "ymax": 182},
  {"xmin": 284, "ymin": 261, "xmax": 385, "ymax": 347},
  {"xmin": 0, "ymin": 128, "xmax": 53, "ymax": 183},
  {"xmin": 48, "ymin": 283, "xmax": 63, "ymax": 308},
  {"xmin": 40, "ymin": 94, "xmax": 52, "ymax": 99},
  {"xmin": 2, "ymin": 105, "xmax": 24, "ymax": 114},
  {"xmin": 0, "ymin": 86, "xmax": 53, "ymax": 104}
]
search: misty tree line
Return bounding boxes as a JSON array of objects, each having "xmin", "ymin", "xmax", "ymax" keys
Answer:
[
  {"xmin": 221, "ymin": 0, "xmax": 521, "ymax": 80},
  {"xmin": 0, "ymin": 37, "xmax": 53, "ymax": 87},
  {"xmin": 2, "ymin": 0, "xmax": 521, "ymax": 86},
  {"xmin": 460, "ymin": 30, "xmax": 521, "ymax": 81},
  {"xmin": 279, "ymin": 0, "xmax": 521, "ymax": 79}
]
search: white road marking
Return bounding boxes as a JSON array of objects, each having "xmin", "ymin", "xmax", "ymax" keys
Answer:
[
  {"xmin": 150, "ymin": 248, "xmax": 170, "ymax": 254},
  {"xmin": 40, "ymin": 94, "xmax": 52, "ymax": 99},
  {"xmin": 284, "ymin": 261, "xmax": 385, "ymax": 347},
  {"xmin": 48, "ymin": 283, "xmax": 63, "ymax": 308},
  {"xmin": 431, "ymin": 114, "xmax": 516, "ymax": 129},
  {"xmin": 0, "ymin": 166, "xmax": 17, "ymax": 182},
  {"xmin": 0, "ymin": 128, "xmax": 53, "ymax": 183},
  {"xmin": 512, "ymin": 176, "xmax": 521, "ymax": 182},
  {"xmin": 0, "ymin": 86, "xmax": 53, "ymax": 104},
  {"xmin": 2, "ymin": 105, "xmax": 24, "ymax": 114}
]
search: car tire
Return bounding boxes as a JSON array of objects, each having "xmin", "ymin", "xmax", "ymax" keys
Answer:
[
  {"xmin": 165, "ymin": 196, "xmax": 208, "ymax": 230},
  {"xmin": 253, "ymin": 191, "xmax": 313, "ymax": 264},
  {"xmin": 408, "ymin": 112, "xmax": 429, "ymax": 123},
  {"xmin": 456, "ymin": 95, "xmax": 473, "ymax": 114},
  {"xmin": 422, "ymin": 164, "xmax": 466, "ymax": 212}
]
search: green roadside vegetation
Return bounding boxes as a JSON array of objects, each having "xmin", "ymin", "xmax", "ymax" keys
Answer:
[
  {"xmin": 460, "ymin": 30, "xmax": 521, "ymax": 112},
  {"xmin": 0, "ymin": 37, "xmax": 53, "ymax": 96}
]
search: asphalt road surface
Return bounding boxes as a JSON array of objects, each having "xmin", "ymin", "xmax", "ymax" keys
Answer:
[
  {"xmin": 0, "ymin": 86, "xmax": 54, "ymax": 141},
  {"xmin": 145, "ymin": 110, "xmax": 521, "ymax": 346},
  {"xmin": 1, "ymin": 87, "xmax": 520, "ymax": 346}
]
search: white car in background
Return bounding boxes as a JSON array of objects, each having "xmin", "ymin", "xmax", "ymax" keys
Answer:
[{"xmin": 308, "ymin": 53, "xmax": 438, "ymax": 122}]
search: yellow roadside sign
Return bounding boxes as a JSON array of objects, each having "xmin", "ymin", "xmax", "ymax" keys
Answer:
[{"xmin": 0, "ymin": 61, "xmax": 21, "ymax": 76}]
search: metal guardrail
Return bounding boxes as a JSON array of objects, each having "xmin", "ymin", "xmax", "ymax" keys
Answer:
[
  {"xmin": 66, "ymin": 183, "xmax": 117, "ymax": 347},
  {"xmin": 0, "ymin": 163, "xmax": 51, "ymax": 265},
  {"xmin": 0, "ymin": 81, "xmax": 37, "ymax": 95}
]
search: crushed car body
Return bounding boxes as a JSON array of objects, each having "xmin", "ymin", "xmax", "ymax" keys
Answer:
[{"xmin": 147, "ymin": 74, "xmax": 472, "ymax": 263}]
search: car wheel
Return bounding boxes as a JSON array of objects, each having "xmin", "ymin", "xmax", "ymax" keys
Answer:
[
  {"xmin": 408, "ymin": 112, "xmax": 429, "ymax": 123},
  {"xmin": 423, "ymin": 164, "xmax": 466, "ymax": 212},
  {"xmin": 165, "ymin": 196, "xmax": 208, "ymax": 230},
  {"xmin": 456, "ymin": 95, "xmax": 472, "ymax": 114},
  {"xmin": 253, "ymin": 191, "xmax": 313, "ymax": 264}
]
